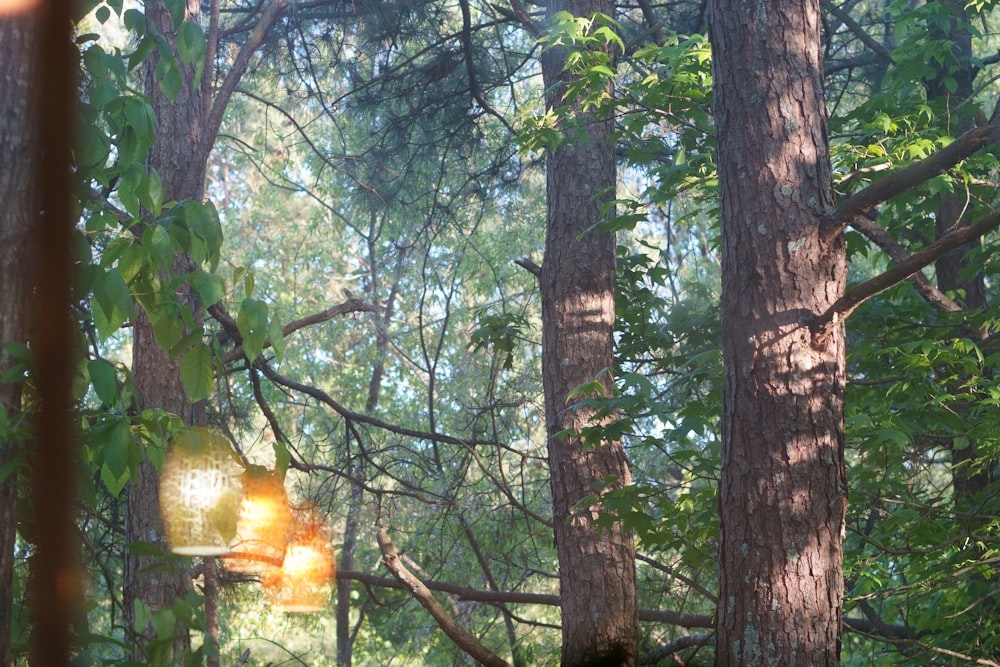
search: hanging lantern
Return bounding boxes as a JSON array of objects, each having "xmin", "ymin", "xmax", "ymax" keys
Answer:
[
  {"xmin": 262, "ymin": 510, "xmax": 335, "ymax": 612},
  {"xmin": 223, "ymin": 465, "xmax": 292, "ymax": 573},
  {"xmin": 158, "ymin": 426, "xmax": 243, "ymax": 556}
]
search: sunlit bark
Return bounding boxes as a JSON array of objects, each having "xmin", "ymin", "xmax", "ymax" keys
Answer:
[
  {"xmin": 540, "ymin": 1, "xmax": 638, "ymax": 664},
  {"xmin": 709, "ymin": 0, "xmax": 848, "ymax": 663}
]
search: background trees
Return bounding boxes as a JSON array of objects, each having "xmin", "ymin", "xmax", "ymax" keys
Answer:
[{"xmin": 2, "ymin": 0, "xmax": 1000, "ymax": 664}]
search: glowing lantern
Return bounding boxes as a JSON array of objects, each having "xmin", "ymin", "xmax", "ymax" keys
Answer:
[
  {"xmin": 158, "ymin": 427, "xmax": 243, "ymax": 556},
  {"xmin": 223, "ymin": 465, "xmax": 292, "ymax": 573},
  {"xmin": 262, "ymin": 511, "xmax": 335, "ymax": 612}
]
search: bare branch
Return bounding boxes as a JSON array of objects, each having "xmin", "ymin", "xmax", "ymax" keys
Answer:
[
  {"xmin": 814, "ymin": 210, "xmax": 1000, "ymax": 331},
  {"xmin": 821, "ymin": 0, "xmax": 891, "ymax": 60},
  {"xmin": 210, "ymin": 298, "xmax": 379, "ymax": 364},
  {"xmin": 337, "ymin": 569, "xmax": 715, "ymax": 628},
  {"xmin": 181, "ymin": 0, "xmax": 290, "ymax": 197},
  {"xmin": 848, "ymin": 214, "xmax": 962, "ymax": 313},
  {"xmin": 376, "ymin": 527, "xmax": 513, "ymax": 667}
]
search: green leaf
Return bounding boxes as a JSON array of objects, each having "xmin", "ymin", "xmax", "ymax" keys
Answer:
[
  {"xmin": 236, "ymin": 297, "xmax": 268, "ymax": 362},
  {"xmin": 177, "ymin": 21, "xmax": 206, "ymax": 67},
  {"xmin": 268, "ymin": 314, "xmax": 285, "ymax": 362},
  {"xmin": 95, "ymin": 5, "xmax": 111, "ymax": 23},
  {"xmin": 88, "ymin": 359, "xmax": 118, "ymax": 406},
  {"xmin": 128, "ymin": 35, "xmax": 156, "ymax": 71},
  {"xmin": 155, "ymin": 52, "xmax": 181, "ymax": 102},
  {"xmin": 123, "ymin": 7, "xmax": 145, "ymax": 35},
  {"xmin": 180, "ymin": 343, "xmax": 214, "ymax": 402},
  {"xmin": 141, "ymin": 170, "xmax": 164, "ymax": 218},
  {"xmin": 163, "ymin": 0, "xmax": 185, "ymax": 27},
  {"xmin": 93, "ymin": 268, "xmax": 134, "ymax": 339},
  {"xmin": 102, "ymin": 417, "xmax": 131, "ymax": 481},
  {"xmin": 144, "ymin": 224, "xmax": 173, "ymax": 268},
  {"xmin": 272, "ymin": 441, "xmax": 291, "ymax": 483},
  {"xmin": 189, "ymin": 271, "xmax": 224, "ymax": 307},
  {"xmin": 122, "ymin": 97, "xmax": 154, "ymax": 145},
  {"xmin": 152, "ymin": 312, "xmax": 183, "ymax": 350},
  {"xmin": 151, "ymin": 609, "xmax": 176, "ymax": 640}
]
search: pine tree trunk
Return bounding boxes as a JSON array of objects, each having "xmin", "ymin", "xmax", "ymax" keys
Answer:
[
  {"xmin": 540, "ymin": 2, "xmax": 638, "ymax": 664},
  {"xmin": 709, "ymin": 0, "xmax": 848, "ymax": 663},
  {"xmin": 0, "ymin": 13, "xmax": 37, "ymax": 667},
  {"xmin": 124, "ymin": 0, "xmax": 206, "ymax": 658}
]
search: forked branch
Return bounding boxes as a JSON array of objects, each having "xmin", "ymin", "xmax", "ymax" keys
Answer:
[{"xmin": 814, "ymin": 210, "xmax": 1000, "ymax": 333}]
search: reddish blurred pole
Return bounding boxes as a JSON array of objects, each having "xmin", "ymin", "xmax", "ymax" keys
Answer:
[{"xmin": 27, "ymin": 0, "xmax": 79, "ymax": 664}]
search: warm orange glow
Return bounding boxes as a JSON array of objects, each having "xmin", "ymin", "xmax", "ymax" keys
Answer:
[
  {"xmin": 261, "ymin": 512, "xmax": 335, "ymax": 612},
  {"xmin": 224, "ymin": 468, "xmax": 292, "ymax": 573},
  {"xmin": 0, "ymin": 0, "xmax": 40, "ymax": 16}
]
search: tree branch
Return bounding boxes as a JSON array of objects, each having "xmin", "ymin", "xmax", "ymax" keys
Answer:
[
  {"xmin": 824, "ymin": 118, "xmax": 1000, "ymax": 235},
  {"xmin": 209, "ymin": 298, "xmax": 379, "ymax": 364},
  {"xmin": 848, "ymin": 214, "xmax": 962, "ymax": 313},
  {"xmin": 820, "ymin": 0, "xmax": 891, "ymax": 60},
  {"xmin": 376, "ymin": 527, "xmax": 513, "ymax": 667},
  {"xmin": 181, "ymin": 0, "xmax": 290, "ymax": 197},
  {"xmin": 337, "ymin": 568, "xmax": 715, "ymax": 628},
  {"xmin": 814, "ymin": 210, "xmax": 1000, "ymax": 331}
]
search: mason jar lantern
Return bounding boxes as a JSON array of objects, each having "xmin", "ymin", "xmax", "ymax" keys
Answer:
[
  {"xmin": 159, "ymin": 426, "xmax": 243, "ymax": 556},
  {"xmin": 262, "ymin": 510, "xmax": 335, "ymax": 612},
  {"xmin": 223, "ymin": 465, "xmax": 292, "ymax": 573}
]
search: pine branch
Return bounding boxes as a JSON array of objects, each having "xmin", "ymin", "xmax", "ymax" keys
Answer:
[{"xmin": 848, "ymin": 214, "xmax": 962, "ymax": 313}]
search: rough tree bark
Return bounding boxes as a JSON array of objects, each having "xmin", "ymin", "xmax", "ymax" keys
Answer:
[
  {"xmin": 540, "ymin": 1, "xmax": 638, "ymax": 664},
  {"xmin": 0, "ymin": 9, "xmax": 38, "ymax": 667},
  {"xmin": 708, "ymin": 0, "xmax": 848, "ymax": 663},
  {"xmin": 123, "ymin": 0, "xmax": 206, "ymax": 657}
]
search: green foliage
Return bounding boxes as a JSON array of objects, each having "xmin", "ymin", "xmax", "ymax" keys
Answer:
[
  {"xmin": 20, "ymin": 0, "xmax": 1000, "ymax": 664},
  {"xmin": 469, "ymin": 310, "xmax": 531, "ymax": 371}
]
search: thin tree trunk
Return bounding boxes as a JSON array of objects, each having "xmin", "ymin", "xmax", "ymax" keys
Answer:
[
  {"xmin": 0, "ymin": 10, "xmax": 37, "ymax": 666},
  {"xmin": 540, "ymin": 2, "xmax": 638, "ymax": 664},
  {"xmin": 709, "ymin": 0, "xmax": 848, "ymax": 663}
]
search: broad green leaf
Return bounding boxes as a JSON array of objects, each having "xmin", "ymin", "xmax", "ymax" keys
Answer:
[
  {"xmin": 180, "ymin": 342, "xmax": 213, "ymax": 402},
  {"xmin": 152, "ymin": 313, "xmax": 183, "ymax": 350},
  {"xmin": 268, "ymin": 313, "xmax": 285, "ymax": 362},
  {"xmin": 93, "ymin": 268, "xmax": 134, "ymax": 339},
  {"xmin": 236, "ymin": 297, "xmax": 268, "ymax": 361},
  {"xmin": 177, "ymin": 21, "xmax": 205, "ymax": 67},
  {"xmin": 145, "ymin": 224, "xmax": 173, "ymax": 268},
  {"xmin": 128, "ymin": 35, "xmax": 156, "ymax": 71},
  {"xmin": 102, "ymin": 417, "xmax": 131, "ymax": 480},
  {"xmin": 88, "ymin": 359, "xmax": 118, "ymax": 406},
  {"xmin": 189, "ymin": 271, "xmax": 224, "ymax": 307},
  {"xmin": 155, "ymin": 52, "xmax": 181, "ymax": 102},
  {"xmin": 122, "ymin": 7, "xmax": 145, "ymax": 35},
  {"xmin": 272, "ymin": 441, "xmax": 291, "ymax": 483}
]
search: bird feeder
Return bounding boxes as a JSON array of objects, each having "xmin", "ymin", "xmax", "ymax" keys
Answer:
[
  {"xmin": 223, "ymin": 465, "xmax": 292, "ymax": 573},
  {"xmin": 158, "ymin": 427, "xmax": 243, "ymax": 556},
  {"xmin": 262, "ymin": 511, "xmax": 335, "ymax": 612}
]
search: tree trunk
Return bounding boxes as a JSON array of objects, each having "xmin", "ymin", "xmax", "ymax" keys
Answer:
[
  {"xmin": 124, "ymin": 0, "xmax": 206, "ymax": 658},
  {"xmin": 924, "ymin": 0, "xmax": 994, "ymax": 510},
  {"xmin": 540, "ymin": 2, "xmax": 638, "ymax": 664},
  {"xmin": 0, "ymin": 11, "xmax": 38, "ymax": 667},
  {"xmin": 709, "ymin": 0, "xmax": 848, "ymax": 663}
]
